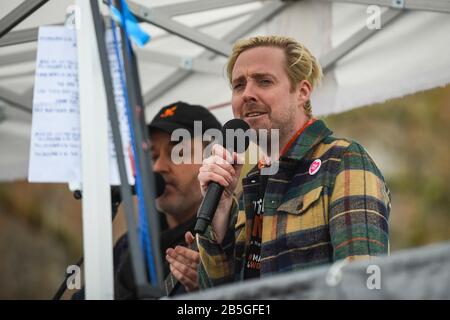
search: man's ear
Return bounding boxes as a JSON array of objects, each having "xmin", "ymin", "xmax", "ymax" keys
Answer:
[{"xmin": 296, "ymin": 80, "xmax": 312, "ymax": 107}]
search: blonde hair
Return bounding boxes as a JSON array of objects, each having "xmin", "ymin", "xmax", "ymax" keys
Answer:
[{"xmin": 227, "ymin": 35, "xmax": 322, "ymax": 118}]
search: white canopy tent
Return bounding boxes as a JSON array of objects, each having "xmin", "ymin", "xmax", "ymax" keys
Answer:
[
  {"xmin": 1, "ymin": 0, "xmax": 450, "ymax": 300},
  {"xmin": 1, "ymin": 0, "xmax": 450, "ymax": 181}
]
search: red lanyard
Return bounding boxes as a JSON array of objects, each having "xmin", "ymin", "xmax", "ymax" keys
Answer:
[
  {"xmin": 280, "ymin": 118, "xmax": 316, "ymax": 157},
  {"xmin": 257, "ymin": 118, "xmax": 316, "ymax": 170}
]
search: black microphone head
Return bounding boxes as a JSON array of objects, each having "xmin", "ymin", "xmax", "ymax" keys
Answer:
[
  {"xmin": 130, "ymin": 172, "xmax": 165, "ymax": 198},
  {"xmin": 76, "ymin": 173, "xmax": 165, "ymax": 204},
  {"xmin": 153, "ymin": 172, "xmax": 166, "ymax": 198},
  {"xmin": 221, "ymin": 119, "xmax": 250, "ymax": 154}
]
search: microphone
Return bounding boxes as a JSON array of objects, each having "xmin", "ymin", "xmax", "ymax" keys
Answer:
[
  {"xmin": 112, "ymin": 172, "xmax": 166, "ymax": 203},
  {"xmin": 194, "ymin": 119, "xmax": 250, "ymax": 235},
  {"xmin": 73, "ymin": 172, "xmax": 166, "ymax": 203}
]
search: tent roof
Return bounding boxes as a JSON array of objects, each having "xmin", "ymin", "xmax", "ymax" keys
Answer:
[{"xmin": 1, "ymin": 0, "xmax": 450, "ymax": 181}]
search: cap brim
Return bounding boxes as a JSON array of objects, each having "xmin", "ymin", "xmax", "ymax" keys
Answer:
[{"xmin": 148, "ymin": 122, "xmax": 193, "ymax": 136}]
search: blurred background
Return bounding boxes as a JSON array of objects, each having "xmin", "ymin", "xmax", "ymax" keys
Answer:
[{"xmin": 1, "ymin": 83, "xmax": 449, "ymax": 299}]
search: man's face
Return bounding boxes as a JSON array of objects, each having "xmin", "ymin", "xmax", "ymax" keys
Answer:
[
  {"xmin": 231, "ymin": 46, "xmax": 305, "ymax": 143},
  {"xmin": 150, "ymin": 130, "xmax": 202, "ymax": 220}
]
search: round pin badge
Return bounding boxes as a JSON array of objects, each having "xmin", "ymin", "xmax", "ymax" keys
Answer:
[{"xmin": 309, "ymin": 159, "xmax": 321, "ymax": 175}]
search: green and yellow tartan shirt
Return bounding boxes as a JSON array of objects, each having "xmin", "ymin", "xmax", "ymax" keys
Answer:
[{"xmin": 197, "ymin": 119, "xmax": 391, "ymax": 288}]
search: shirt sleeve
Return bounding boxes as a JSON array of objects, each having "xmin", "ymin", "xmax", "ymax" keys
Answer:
[
  {"xmin": 197, "ymin": 196, "xmax": 241, "ymax": 289},
  {"xmin": 329, "ymin": 141, "xmax": 391, "ymax": 262}
]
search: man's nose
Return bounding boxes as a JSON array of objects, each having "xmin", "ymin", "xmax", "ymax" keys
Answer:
[
  {"xmin": 153, "ymin": 155, "xmax": 169, "ymax": 173},
  {"xmin": 242, "ymin": 82, "xmax": 257, "ymax": 104}
]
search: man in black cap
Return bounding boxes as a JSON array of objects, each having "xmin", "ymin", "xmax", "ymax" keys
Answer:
[
  {"xmin": 148, "ymin": 101, "xmax": 222, "ymax": 234},
  {"xmin": 114, "ymin": 101, "xmax": 222, "ymax": 298},
  {"xmin": 72, "ymin": 101, "xmax": 221, "ymax": 299}
]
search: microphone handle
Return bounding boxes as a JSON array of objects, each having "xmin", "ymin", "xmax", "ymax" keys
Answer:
[{"xmin": 194, "ymin": 182, "xmax": 225, "ymax": 235}]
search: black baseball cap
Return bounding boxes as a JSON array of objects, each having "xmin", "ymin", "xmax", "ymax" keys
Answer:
[{"xmin": 148, "ymin": 101, "xmax": 222, "ymax": 136}]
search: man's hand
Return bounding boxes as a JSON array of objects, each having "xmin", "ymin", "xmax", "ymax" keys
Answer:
[
  {"xmin": 198, "ymin": 144, "xmax": 243, "ymax": 243},
  {"xmin": 165, "ymin": 232, "xmax": 200, "ymax": 292},
  {"xmin": 199, "ymin": 144, "xmax": 242, "ymax": 197}
]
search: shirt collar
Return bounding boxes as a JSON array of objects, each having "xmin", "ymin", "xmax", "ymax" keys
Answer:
[
  {"xmin": 281, "ymin": 119, "xmax": 333, "ymax": 161},
  {"xmin": 243, "ymin": 119, "xmax": 333, "ymax": 180}
]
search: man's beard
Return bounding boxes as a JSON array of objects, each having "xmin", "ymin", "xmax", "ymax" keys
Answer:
[
  {"xmin": 157, "ymin": 194, "xmax": 186, "ymax": 215},
  {"xmin": 253, "ymin": 113, "xmax": 296, "ymax": 151},
  {"xmin": 156, "ymin": 183, "xmax": 202, "ymax": 219}
]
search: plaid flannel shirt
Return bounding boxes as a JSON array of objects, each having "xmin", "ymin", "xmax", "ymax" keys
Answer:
[{"xmin": 197, "ymin": 119, "xmax": 391, "ymax": 288}]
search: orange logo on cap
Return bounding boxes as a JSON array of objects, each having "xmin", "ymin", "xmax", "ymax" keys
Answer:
[{"xmin": 160, "ymin": 106, "xmax": 177, "ymax": 118}]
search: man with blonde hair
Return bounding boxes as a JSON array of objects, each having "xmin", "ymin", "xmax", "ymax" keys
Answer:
[{"xmin": 168, "ymin": 35, "xmax": 391, "ymax": 289}]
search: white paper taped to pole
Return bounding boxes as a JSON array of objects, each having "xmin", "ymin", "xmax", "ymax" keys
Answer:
[{"xmin": 28, "ymin": 26, "xmax": 134, "ymax": 186}]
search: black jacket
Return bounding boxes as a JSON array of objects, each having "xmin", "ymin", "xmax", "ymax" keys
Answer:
[{"xmin": 72, "ymin": 214, "xmax": 196, "ymax": 299}]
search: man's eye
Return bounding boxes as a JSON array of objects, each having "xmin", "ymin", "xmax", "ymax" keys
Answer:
[
  {"xmin": 233, "ymin": 83, "xmax": 244, "ymax": 90},
  {"xmin": 259, "ymin": 79, "xmax": 272, "ymax": 85},
  {"xmin": 152, "ymin": 155, "xmax": 159, "ymax": 162}
]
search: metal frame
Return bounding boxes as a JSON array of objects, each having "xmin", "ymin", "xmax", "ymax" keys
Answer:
[
  {"xmin": 319, "ymin": 0, "xmax": 450, "ymax": 14},
  {"xmin": 320, "ymin": 8, "xmax": 403, "ymax": 71},
  {"xmin": 126, "ymin": 0, "xmax": 279, "ymax": 58},
  {"xmin": 23, "ymin": 87, "xmax": 34, "ymax": 101},
  {"xmin": 148, "ymin": 0, "xmax": 261, "ymax": 17},
  {"xmin": 0, "ymin": 86, "xmax": 32, "ymax": 114},
  {"xmin": 143, "ymin": 0, "xmax": 287, "ymax": 105},
  {"xmin": 0, "ymin": 0, "xmax": 49, "ymax": 39},
  {"xmin": 0, "ymin": 0, "xmax": 49, "ymax": 113},
  {"xmin": 0, "ymin": 25, "xmax": 62, "ymax": 47},
  {"xmin": 0, "ymin": 70, "xmax": 35, "ymax": 80},
  {"xmin": 130, "ymin": 3, "xmax": 232, "ymax": 57},
  {"xmin": 0, "ymin": 5, "xmax": 252, "ymax": 48},
  {"xmin": 0, "ymin": 51, "xmax": 37, "ymax": 67},
  {"xmin": 137, "ymin": 50, "xmax": 223, "ymax": 74},
  {"xmin": 0, "ymin": 27, "xmax": 40, "ymax": 47},
  {"xmin": 0, "ymin": 8, "xmax": 254, "ymax": 67},
  {"xmin": 115, "ymin": 0, "xmax": 167, "ymax": 296},
  {"xmin": 148, "ymin": 10, "xmax": 256, "ymax": 44},
  {"xmin": 91, "ymin": 0, "xmax": 165, "ymax": 299},
  {"xmin": 0, "ymin": 0, "xmax": 262, "ymax": 110},
  {"xmin": 0, "ymin": 46, "xmax": 223, "ymax": 75}
]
